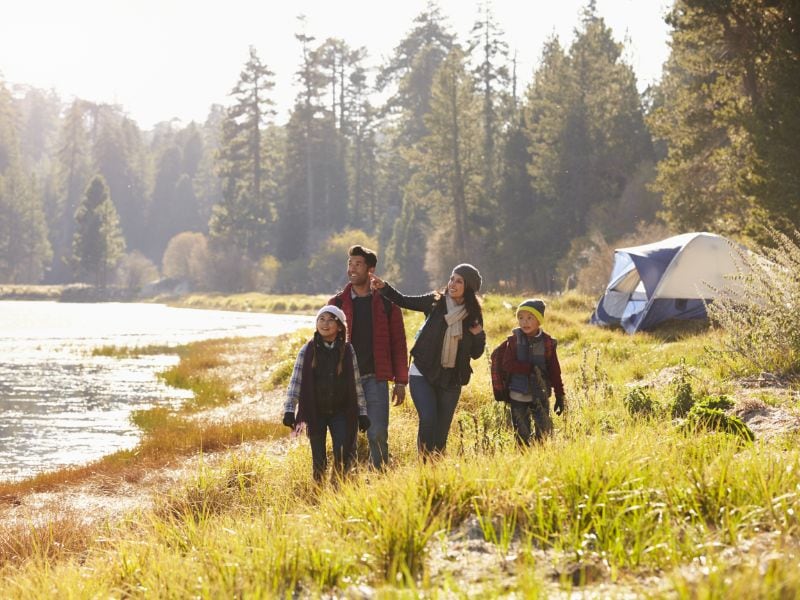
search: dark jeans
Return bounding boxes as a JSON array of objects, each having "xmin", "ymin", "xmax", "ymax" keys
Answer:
[
  {"xmin": 409, "ymin": 374, "xmax": 462, "ymax": 456},
  {"xmin": 308, "ymin": 412, "xmax": 350, "ymax": 481},
  {"xmin": 509, "ymin": 397, "xmax": 552, "ymax": 445}
]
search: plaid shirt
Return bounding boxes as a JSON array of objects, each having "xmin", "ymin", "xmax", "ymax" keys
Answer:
[{"xmin": 283, "ymin": 342, "xmax": 367, "ymax": 416}]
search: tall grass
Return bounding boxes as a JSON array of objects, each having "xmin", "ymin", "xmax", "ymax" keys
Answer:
[
  {"xmin": 1, "ymin": 291, "xmax": 799, "ymax": 597},
  {"xmin": 706, "ymin": 227, "xmax": 800, "ymax": 378}
]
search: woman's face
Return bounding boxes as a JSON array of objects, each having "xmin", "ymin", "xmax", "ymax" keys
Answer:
[{"xmin": 447, "ymin": 273, "xmax": 466, "ymax": 301}]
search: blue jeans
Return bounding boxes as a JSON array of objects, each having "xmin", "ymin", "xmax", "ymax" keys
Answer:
[
  {"xmin": 409, "ymin": 374, "xmax": 462, "ymax": 456},
  {"xmin": 362, "ymin": 375, "xmax": 390, "ymax": 469},
  {"xmin": 308, "ymin": 412, "xmax": 350, "ymax": 481}
]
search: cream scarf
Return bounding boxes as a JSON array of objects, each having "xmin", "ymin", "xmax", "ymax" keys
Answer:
[{"xmin": 441, "ymin": 294, "xmax": 467, "ymax": 368}]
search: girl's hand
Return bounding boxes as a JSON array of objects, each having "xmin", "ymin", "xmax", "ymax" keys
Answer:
[
  {"xmin": 369, "ymin": 273, "xmax": 386, "ymax": 290},
  {"xmin": 469, "ymin": 321, "xmax": 483, "ymax": 335}
]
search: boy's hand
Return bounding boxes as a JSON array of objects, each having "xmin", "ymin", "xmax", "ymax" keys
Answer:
[
  {"xmin": 283, "ymin": 412, "xmax": 296, "ymax": 428},
  {"xmin": 554, "ymin": 395, "xmax": 565, "ymax": 415}
]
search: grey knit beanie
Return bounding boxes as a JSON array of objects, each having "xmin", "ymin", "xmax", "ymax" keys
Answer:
[{"xmin": 452, "ymin": 263, "xmax": 482, "ymax": 293}]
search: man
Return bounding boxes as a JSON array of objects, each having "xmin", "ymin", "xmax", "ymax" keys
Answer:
[{"xmin": 329, "ymin": 245, "xmax": 408, "ymax": 469}]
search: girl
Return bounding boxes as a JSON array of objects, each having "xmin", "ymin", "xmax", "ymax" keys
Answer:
[
  {"xmin": 370, "ymin": 264, "xmax": 485, "ymax": 456},
  {"xmin": 283, "ymin": 305, "xmax": 370, "ymax": 481}
]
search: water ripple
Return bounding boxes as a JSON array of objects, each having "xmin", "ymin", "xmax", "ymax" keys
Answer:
[{"xmin": 0, "ymin": 301, "xmax": 313, "ymax": 481}]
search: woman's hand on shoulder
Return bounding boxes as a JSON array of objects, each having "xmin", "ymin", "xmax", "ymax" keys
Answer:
[
  {"xmin": 369, "ymin": 273, "xmax": 386, "ymax": 290},
  {"xmin": 468, "ymin": 321, "xmax": 483, "ymax": 335}
]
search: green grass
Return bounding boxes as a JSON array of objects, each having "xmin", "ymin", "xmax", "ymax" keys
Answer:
[
  {"xmin": 92, "ymin": 344, "xmax": 179, "ymax": 357},
  {"xmin": 167, "ymin": 292, "xmax": 331, "ymax": 314},
  {"xmin": 1, "ymin": 291, "xmax": 799, "ymax": 597}
]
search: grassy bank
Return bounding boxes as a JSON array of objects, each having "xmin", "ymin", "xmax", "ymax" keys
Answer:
[
  {"xmin": 1, "ymin": 292, "xmax": 798, "ymax": 597},
  {"xmin": 166, "ymin": 292, "xmax": 330, "ymax": 314}
]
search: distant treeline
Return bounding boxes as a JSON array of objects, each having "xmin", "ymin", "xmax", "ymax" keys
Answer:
[{"xmin": 0, "ymin": 1, "xmax": 797, "ymax": 295}]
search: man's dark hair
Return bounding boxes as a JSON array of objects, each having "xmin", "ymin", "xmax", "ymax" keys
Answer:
[{"xmin": 348, "ymin": 244, "xmax": 377, "ymax": 268}]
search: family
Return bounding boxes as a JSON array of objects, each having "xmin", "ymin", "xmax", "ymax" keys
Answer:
[{"xmin": 282, "ymin": 245, "xmax": 567, "ymax": 482}]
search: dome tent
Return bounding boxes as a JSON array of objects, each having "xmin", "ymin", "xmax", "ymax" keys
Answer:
[{"xmin": 590, "ymin": 232, "xmax": 750, "ymax": 333}]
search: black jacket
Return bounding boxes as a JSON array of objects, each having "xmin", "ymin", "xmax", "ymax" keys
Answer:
[{"xmin": 380, "ymin": 283, "xmax": 486, "ymax": 386}]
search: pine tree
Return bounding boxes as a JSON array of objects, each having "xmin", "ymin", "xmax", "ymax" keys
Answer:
[
  {"xmin": 211, "ymin": 46, "xmax": 277, "ymax": 261},
  {"xmin": 379, "ymin": 3, "xmax": 455, "ymax": 289},
  {"xmin": 412, "ymin": 46, "xmax": 482, "ymax": 263},
  {"xmin": 468, "ymin": 0, "xmax": 510, "ymax": 205},
  {"xmin": 72, "ymin": 174, "xmax": 125, "ymax": 286},
  {"xmin": 522, "ymin": 9, "xmax": 654, "ymax": 289},
  {"xmin": 92, "ymin": 108, "xmax": 148, "ymax": 253},
  {"xmin": 50, "ymin": 100, "xmax": 92, "ymax": 283},
  {"xmin": 0, "ymin": 80, "xmax": 52, "ymax": 283}
]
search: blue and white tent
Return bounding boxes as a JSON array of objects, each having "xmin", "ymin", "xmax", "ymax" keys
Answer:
[{"xmin": 590, "ymin": 232, "xmax": 748, "ymax": 333}]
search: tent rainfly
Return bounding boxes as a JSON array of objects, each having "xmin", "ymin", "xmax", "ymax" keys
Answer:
[{"xmin": 590, "ymin": 232, "xmax": 749, "ymax": 334}]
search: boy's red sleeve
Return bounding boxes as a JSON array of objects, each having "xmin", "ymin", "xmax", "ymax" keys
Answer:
[{"xmin": 548, "ymin": 349, "xmax": 565, "ymax": 398}]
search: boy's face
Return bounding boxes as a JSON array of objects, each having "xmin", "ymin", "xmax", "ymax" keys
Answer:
[
  {"xmin": 347, "ymin": 255, "xmax": 373, "ymax": 286},
  {"xmin": 517, "ymin": 311, "xmax": 541, "ymax": 336},
  {"xmin": 316, "ymin": 313, "xmax": 343, "ymax": 342}
]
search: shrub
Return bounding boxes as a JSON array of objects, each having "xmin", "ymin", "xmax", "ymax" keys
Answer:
[
  {"xmin": 694, "ymin": 394, "xmax": 734, "ymax": 411},
  {"xmin": 307, "ymin": 229, "xmax": 378, "ymax": 293},
  {"xmin": 706, "ymin": 227, "xmax": 800, "ymax": 377},
  {"xmin": 623, "ymin": 386, "xmax": 656, "ymax": 417},
  {"xmin": 681, "ymin": 406, "xmax": 755, "ymax": 442},
  {"xmin": 255, "ymin": 255, "xmax": 281, "ymax": 293},
  {"xmin": 116, "ymin": 251, "xmax": 159, "ymax": 292},
  {"xmin": 270, "ymin": 359, "xmax": 295, "ymax": 388},
  {"xmin": 669, "ymin": 361, "xmax": 695, "ymax": 418},
  {"xmin": 162, "ymin": 232, "xmax": 209, "ymax": 287}
]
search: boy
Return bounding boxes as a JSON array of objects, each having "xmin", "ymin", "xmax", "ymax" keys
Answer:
[
  {"xmin": 283, "ymin": 305, "xmax": 370, "ymax": 482},
  {"xmin": 491, "ymin": 299, "xmax": 566, "ymax": 445}
]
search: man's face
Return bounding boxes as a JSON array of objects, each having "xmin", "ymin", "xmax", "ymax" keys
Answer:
[{"xmin": 347, "ymin": 256, "xmax": 373, "ymax": 285}]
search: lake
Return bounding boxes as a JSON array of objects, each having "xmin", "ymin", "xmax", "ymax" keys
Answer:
[{"xmin": 0, "ymin": 301, "xmax": 313, "ymax": 481}]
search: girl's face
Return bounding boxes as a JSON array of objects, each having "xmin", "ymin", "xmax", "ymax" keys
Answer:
[
  {"xmin": 447, "ymin": 273, "xmax": 466, "ymax": 301},
  {"xmin": 316, "ymin": 313, "xmax": 342, "ymax": 342},
  {"xmin": 517, "ymin": 311, "xmax": 541, "ymax": 336}
]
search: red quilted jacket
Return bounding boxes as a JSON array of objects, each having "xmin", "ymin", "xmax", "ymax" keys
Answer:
[{"xmin": 329, "ymin": 284, "xmax": 409, "ymax": 384}]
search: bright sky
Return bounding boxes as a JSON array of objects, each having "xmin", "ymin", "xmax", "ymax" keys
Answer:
[{"xmin": 1, "ymin": 0, "xmax": 673, "ymax": 130}]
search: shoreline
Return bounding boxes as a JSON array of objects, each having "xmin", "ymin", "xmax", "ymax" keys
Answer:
[{"xmin": 0, "ymin": 333, "xmax": 298, "ymax": 523}]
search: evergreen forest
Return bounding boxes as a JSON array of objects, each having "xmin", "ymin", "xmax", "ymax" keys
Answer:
[{"xmin": 1, "ymin": 0, "xmax": 797, "ymax": 294}]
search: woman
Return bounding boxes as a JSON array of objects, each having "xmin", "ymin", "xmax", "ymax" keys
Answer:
[{"xmin": 370, "ymin": 264, "xmax": 485, "ymax": 456}]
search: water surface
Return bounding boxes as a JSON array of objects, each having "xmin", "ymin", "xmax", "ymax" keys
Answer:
[{"xmin": 0, "ymin": 301, "xmax": 313, "ymax": 481}]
